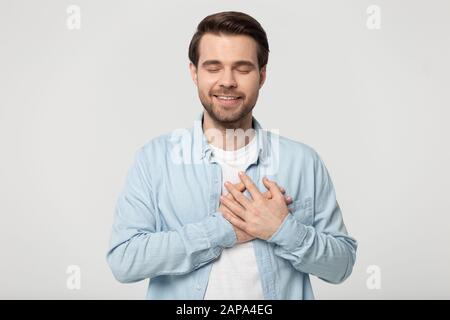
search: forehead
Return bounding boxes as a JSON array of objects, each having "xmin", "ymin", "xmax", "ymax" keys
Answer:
[{"xmin": 197, "ymin": 33, "xmax": 258, "ymax": 65}]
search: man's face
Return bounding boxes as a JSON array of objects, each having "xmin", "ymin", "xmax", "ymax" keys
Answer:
[{"xmin": 190, "ymin": 33, "xmax": 266, "ymax": 124}]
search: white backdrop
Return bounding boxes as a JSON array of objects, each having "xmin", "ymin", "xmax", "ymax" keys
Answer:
[{"xmin": 1, "ymin": 0, "xmax": 449, "ymax": 299}]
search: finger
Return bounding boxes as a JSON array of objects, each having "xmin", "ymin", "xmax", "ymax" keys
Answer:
[
  {"xmin": 220, "ymin": 194, "xmax": 247, "ymax": 220},
  {"xmin": 225, "ymin": 194, "xmax": 246, "ymax": 211},
  {"xmin": 220, "ymin": 204, "xmax": 244, "ymax": 221},
  {"xmin": 285, "ymin": 195, "xmax": 293, "ymax": 205},
  {"xmin": 221, "ymin": 194, "xmax": 245, "ymax": 215},
  {"xmin": 263, "ymin": 188, "xmax": 289, "ymax": 199},
  {"xmin": 234, "ymin": 181, "xmax": 245, "ymax": 193},
  {"xmin": 238, "ymin": 171, "xmax": 263, "ymax": 201},
  {"xmin": 224, "ymin": 181, "xmax": 252, "ymax": 209},
  {"xmin": 262, "ymin": 190, "xmax": 273, "ymax": 199},
  {"xmin": 225, "ymin": 183, "xmax": 244, "ymax": 199},
  {"xmin": 222, "ymin": 209, "xmax": 248, "ymax": 232},
  {"xmin": 263, "ymin": 191, "xmax": 292, "ymax": 204},
  {"xmin": 262, "ymin": 177, "xmax": 284, "ymax": 199},
  {"xmin": 223, "ymin": 211, "xmax": 250, "ymax": 235},
  {"xmin": 262, "ymin": 177, "xmax": 284, "ymax": 193}
]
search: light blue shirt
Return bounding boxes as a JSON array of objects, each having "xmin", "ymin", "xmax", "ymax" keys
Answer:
[{"xmin": 106, "ymin": 111, "xmax": 357, "ymax": 299}]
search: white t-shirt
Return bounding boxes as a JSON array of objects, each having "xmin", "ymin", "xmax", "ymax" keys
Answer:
[{"xmin": 203, "ymin": 136, "xmax": 264, "ymax": 300}]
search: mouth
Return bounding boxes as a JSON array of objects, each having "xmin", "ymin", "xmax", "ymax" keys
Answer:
[{"xmin": 212, "ymin": 95, "xmax": 243, "ymax": 107}]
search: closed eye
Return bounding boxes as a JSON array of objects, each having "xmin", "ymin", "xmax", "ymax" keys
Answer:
[{"xmin": 236, "ymin": 69, "xmax": 252, "ymax": 74}]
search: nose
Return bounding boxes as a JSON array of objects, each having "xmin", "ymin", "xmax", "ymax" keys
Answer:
[{"xmin": 218, "ymin": 68, "xmax": 237, "ymax": 89}]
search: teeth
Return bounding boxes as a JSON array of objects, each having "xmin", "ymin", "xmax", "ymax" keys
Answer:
[{"xmin": 216, "ymin": 95, "xmax": 239, "ymax": 100}]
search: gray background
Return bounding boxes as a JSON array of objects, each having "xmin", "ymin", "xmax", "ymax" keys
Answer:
[{"xmin": 1, "ymin": 0, "xmax": 449, "ymax": 299}]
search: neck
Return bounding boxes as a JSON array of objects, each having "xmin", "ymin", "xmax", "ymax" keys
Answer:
[{"xmin": 202, "ymin": 111, "xmax": 255, "ymax": 151}]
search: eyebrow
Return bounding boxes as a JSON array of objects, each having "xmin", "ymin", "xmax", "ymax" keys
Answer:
[{"xmin": 201, "ymin": 60, "xmax": 257, "ymax": 69}]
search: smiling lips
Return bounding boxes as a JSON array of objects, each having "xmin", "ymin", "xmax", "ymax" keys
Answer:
[{"xmin": 213, "ymin": 95, "xmax": 242, "ymax": 107}]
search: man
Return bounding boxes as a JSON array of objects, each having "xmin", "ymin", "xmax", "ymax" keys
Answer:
[{"xmin": 107, "ymin": 11, "xmax": 357, "ymax": 300}]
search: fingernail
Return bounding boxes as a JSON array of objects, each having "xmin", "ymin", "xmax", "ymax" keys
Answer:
[
  {"xmin": 225, "ymin": 181, "xmax": 230, "ymax": 186},
  {"xmin": 238, "ymin": 171, "xmax": 244, "ymax": 176}
]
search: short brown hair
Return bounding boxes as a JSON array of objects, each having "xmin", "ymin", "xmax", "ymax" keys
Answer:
[{"xmin": 188, "ymin": 11, "xmax": 269, "ymax": 69}]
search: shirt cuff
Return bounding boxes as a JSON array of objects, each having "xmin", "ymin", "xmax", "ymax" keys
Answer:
[
  {"xmin": 201, "ymin": 212, "xmax": 237, "ymax": 248},
  {"xmin": 267, "ymin": 213, "xmax": 308, "ymax": 251}
]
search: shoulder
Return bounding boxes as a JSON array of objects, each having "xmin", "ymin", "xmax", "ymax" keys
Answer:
[
  {"xmin": 267, "ymin": 130, "xmax": 321, "ymax": 163},
  {"xmin": 135, "ymin": 127, "xmax": 192, "ymax": 162}
]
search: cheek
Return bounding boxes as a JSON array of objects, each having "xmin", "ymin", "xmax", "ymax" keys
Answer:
[
  {"xmin": 197, "ymin": 73, "xmax": 218, "ymax": 95},
  {"xmin": 238, "ymin": 75, "xmax": 261, "ymax": 97}
]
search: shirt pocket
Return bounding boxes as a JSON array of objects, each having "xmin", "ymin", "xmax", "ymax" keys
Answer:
[{"xmin": 287, "ymin": 196, "xmax": 314, "ymax": 226}]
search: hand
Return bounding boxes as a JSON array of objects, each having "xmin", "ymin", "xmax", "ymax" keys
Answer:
[
  {"xmin": 218, "ymin": 180, "xmax": 292, "ymax": 244},
  {"xmin": 220, "ymin": 172, "xmax": 290, "ymax": 240}
]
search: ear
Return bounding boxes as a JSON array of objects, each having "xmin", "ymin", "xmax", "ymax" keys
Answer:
[
  {"xmin": 189, "ymin": 62, "xmax": 198, "ymax": 86},
  {"xmin": 259, "ymin": 65, "xmax": 267, "ymax": 89}
]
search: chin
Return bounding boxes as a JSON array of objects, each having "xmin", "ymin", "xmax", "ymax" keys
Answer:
[
  {"xmin": 201, "ymin": 95, "xmax": 253, "ymax": 124},
  {"xmin": 218, "ymin": 112, "xmax": 252, "ymax": 125}
]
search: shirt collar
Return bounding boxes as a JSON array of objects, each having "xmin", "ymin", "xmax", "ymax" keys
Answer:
[{"xmin": 193, "ymin": 111, "xmax": 269, "ymax": 163}]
